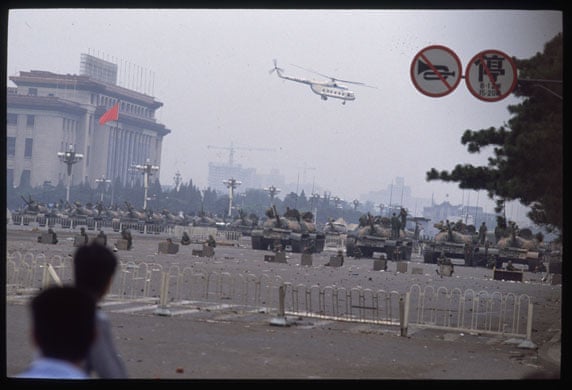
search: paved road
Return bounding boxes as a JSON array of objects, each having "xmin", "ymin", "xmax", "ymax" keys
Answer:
[
  {"xmin": 4, "ymin": 226, "xmax": 562, "ymax": 380},
  {"xmin": 5, "ymin": 296, "xmax": 560, "ymax": 380}
]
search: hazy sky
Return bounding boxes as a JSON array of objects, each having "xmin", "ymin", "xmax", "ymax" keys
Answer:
[{"xmin": 6, "ymin": 8, "xmax": 563, "ymax": 218}]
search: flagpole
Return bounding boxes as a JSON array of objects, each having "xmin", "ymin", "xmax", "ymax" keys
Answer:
[{"xmin": 111, "ymin": 100, "xmax": 119, "ymax": 207}]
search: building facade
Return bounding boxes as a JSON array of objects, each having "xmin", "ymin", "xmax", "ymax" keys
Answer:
[{"xmin": 6, "ymin": 55, "xmax": 170, "ymax": 191}]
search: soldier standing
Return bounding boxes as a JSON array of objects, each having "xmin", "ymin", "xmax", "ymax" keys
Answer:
[
  {"xmin": 97, "ymin": 230, "xmax": 107, "ymax": 246},
  {"xmin": 478, "ymin": 222, "xmax": 487, "ymax": 244},
  {"xmin": 80, "ymin": 227, "xmax": 89, "ymax": 245},
  {"xmin": 121, "ymin": 228, "xmax": 133, "ymax": 250},
  {"xmin": 391, "ymin": 213, "xmax": 401, "ymax": 239},
  {"xmin": 206, "ymin": 234, "xmax": 217, "ymax": 248}
]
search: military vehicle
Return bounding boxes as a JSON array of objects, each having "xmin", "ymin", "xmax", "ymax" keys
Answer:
[
  {"xmin": 471, "ymin": 221, "xmax": 545, "ymax": 271},
  {"xmin": 323, "ymin": 217, "xmax": 348, "ymax": 235},
  {"xmin": 345, "ymin": 213, "xmax": 413, "ymax": 260},
  {"xmin": 227, "ymin": 209, "xmax": 259, "ymax": 236},
  {"xmin": 251, "ymin": 206, "xmax": 325, "ymax": 253},
  {"xmin": 422, "ymin": 219, "xmax": 475, "ymax": 265}
]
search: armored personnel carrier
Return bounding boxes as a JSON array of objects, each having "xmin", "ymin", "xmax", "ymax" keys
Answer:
[
  {"xmin": 251, "ymin": 206, "xmax": 325, "ymax": 253},
  {"xmin": 345, "ymin": 213, "xmax": 413, "ymax": 260}
]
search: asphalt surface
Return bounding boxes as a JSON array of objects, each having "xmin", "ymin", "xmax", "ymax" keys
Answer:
[{"xmin": 4, "ymin": 226, "xmax": 563, "ymax": 381}]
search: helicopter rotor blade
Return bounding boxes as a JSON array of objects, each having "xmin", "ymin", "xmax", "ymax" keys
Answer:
[
  {"xmin": 290, "ymin": 63, "xmax": 332, "ymax": 80},
  {"xmin": 290, "ymin": 63, "xmax": 377, "ymax": 88},
  {"xmin": 335, "ymin": 79, "xmax": 378, "ymax": 89},
  {"xmin": 269, "ymin": 59, "xmax": 283, "ymax": 75}
]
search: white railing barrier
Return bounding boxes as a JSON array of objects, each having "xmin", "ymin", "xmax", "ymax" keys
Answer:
[{"xmin": 6, "ymin": 251, "xmax": 535, "ymax": 341}]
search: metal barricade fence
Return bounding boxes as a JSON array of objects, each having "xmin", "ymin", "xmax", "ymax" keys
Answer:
[
  {"xmin": 324, "ymin": 235, "xmax": 346, "ymax": 251},
  {"xmin": 6, "ymin": 250, "xmax": 74, "ymax": 293},
  {"xmin": 6, "ymin": 250, "xmax": 533, "ymax": 340},
  {"xmin": 280, "ymin": 282, "xmax": 403, "ymax": 325},
  {"xmin": 406, "ymin": 284, "xmax": 532, "ymax": 338}
]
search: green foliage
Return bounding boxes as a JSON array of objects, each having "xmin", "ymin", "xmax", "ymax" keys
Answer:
[{"xmin": 427, "ymin": 33, "xmax": 562, "ymax": 233}]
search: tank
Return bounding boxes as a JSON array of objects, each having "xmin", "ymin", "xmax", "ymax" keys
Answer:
[
  {"xmin": 345, "ymin": 213, "xmax": 413, "ymax": 260},
  {"xmin": 227, "ymin": 209, "xmax": 259, "ymax": 236},
  {"xmin": 423, "ymin": 219, "xmax": 475, "ymax": 265},
  {"xmin": 323, "ymin": 217, "xmax": 348, "ymax": 235},
  {"xmin": 472, "ymin": 222, "xmax": 545, "ymax": 271},
  {"xmin": 251, "ymin": 206, "xmax": 325, "ymax": 253}
]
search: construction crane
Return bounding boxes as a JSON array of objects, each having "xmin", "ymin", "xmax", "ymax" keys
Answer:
[{"xmin": 206, "ymin": 142, "xmax": 275, "ymax": 166}]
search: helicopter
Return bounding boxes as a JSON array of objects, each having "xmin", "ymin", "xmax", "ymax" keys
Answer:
[{"xmin": 269, "ymin": 59, "xmax": 376, "ymax": 104}]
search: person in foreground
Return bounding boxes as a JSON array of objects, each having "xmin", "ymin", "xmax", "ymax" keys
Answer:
[
  {"xmin": 16, "ymin": 286, "xmax": 96, "ymax": 379},
  {"xmin": 73, "ymin": 242, "xmax": 128, "ymax": 378}
]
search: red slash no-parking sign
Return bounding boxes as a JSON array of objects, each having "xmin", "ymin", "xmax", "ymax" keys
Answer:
[
  {"xmin": 465, "ymin": 49, "xmax": 517, "ymax": 102},
  {"xmin": 410, "ymin": 45, "xmax": 462, "ymax": 97}
]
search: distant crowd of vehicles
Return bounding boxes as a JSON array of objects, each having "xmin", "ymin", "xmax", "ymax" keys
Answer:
[{"xmin": 9, "ymin": 195, "xmax": 556, "ymax": 270}]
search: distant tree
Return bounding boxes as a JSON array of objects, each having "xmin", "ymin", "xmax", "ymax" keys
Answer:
[{"xmin": 426, "ymin": 33, "xmax": 562, "ymax": 235}]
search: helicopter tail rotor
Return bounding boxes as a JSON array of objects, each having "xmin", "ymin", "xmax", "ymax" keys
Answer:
[{"xmin": 269, "ymin": 59, "xmax": 283, "ymax": 75}]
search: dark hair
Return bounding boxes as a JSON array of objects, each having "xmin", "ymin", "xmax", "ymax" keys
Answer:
[
  {"xmin": 31, "ymin": 286, "xmax": 96, "ymax": 362},
  {"xmin": 73, "ymin": 242, "xmax": 118, "ymax": 299}
]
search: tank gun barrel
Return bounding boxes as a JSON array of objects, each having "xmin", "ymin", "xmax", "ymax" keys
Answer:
[{"xmin": 272, "ymin": 205, "xmax": 281, "ymax": 227}]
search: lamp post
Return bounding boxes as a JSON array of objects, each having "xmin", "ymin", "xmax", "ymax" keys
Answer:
[
  {"xmin": 57, "ymin": 145, "xmax": 83, "ymax": 203},
  {"xmin": 222, "ymin": 178, "xmax": 241, "ymax": 218},
  {"xmin": 332, "ymin": 196, "xmax": 342, "ymax": 209},
  {"xmin": 264, "ymin": 185, "xmax": 281, "ymax": 206},
  {"xmin": 173, "ymin": 171, "xmax": 182, "ymax": 192},
  {"xmin": 132, "ymin": 158, "xmax": 159, "ymax": 210},
  {"xmin": 352, "ymin": 199, "xmax": 360, "ymax": 211},
  {"xmin": 311, "ymin": 192, "xmax": 320, "ymax": 224},
  {"xmin": 95, "ymin": 175, "xmax": 111, "ymax": 203}
]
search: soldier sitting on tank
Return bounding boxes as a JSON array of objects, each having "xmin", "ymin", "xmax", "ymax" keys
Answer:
[
  {"xmin": 446, "ymin": 220, "xmax": 454, "ymax": 241},
  {"xmin": 181, "ymin": 231, "xmax": 191, "ymax": 245},
  {"xmin": 206, "ymin": 234, "xmax": 217, "ymax": 248},
  {"xmin": 506, "ymin": 260, "xmax": 515, "ymax": 271}
]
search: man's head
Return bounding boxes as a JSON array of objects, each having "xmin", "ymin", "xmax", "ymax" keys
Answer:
[
  {"xmin": 73, "ymin": 242, "xmax": 118, "ymax": 299},
  {"xmin": 31, "ymin": 286, "xmax": 96, "ymax": 363}
]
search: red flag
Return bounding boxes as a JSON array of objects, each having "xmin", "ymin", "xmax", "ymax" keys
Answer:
[{"xmin": 98, "ymin": 103, "xmax": 119, "ymax": 125}]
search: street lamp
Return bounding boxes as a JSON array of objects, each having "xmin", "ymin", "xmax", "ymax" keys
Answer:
[
  {"xmin": 223, "ymin": 178, "xmax": 242, "ymax": 218},
  {"xmin": 352, "ymin": 199, "xmax": 360, "ymax": 211},
  {"xmin": 95, "ymin": 175, "xmax": 111, "ymax": 203},
  {"xmin": 173, "ymin": 171, "xmax": 182, "ymax": 192},
  {"xmin": 132, "ymin": 158, "xmax": 159, "ymax": 210},
  {"xmin": 264, "ymin": 185, "xmax": 281, "ymax": 206},
  {"xmin": 57, "ymin": 145, "xmax": 83, "ymax": 202},
  {"xmin": 332, "ymin": 196, "xmax": 343, "ymax": 209}
]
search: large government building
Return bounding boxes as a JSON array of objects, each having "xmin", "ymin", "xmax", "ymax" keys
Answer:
[{"xmin": 6, "ymin": 54, "xmax": 171, "ymax": 190}]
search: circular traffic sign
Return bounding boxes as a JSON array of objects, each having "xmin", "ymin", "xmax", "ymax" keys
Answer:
[
  {"xmin": 465, "ymin": 49, "xmax": 517, "ymax": 102},
  {"xmin": 410, "ymin": 45, "xmax": 462, "ymax": 97}
]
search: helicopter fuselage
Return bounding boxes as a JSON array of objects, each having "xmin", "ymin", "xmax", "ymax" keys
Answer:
[
  {"xmin": 275, "ymin": 68, "xmax": 355, "ymax": 102},
  {"xmin": 310, "ymin": 83, "xmax": 355, "ymax": 101}
]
